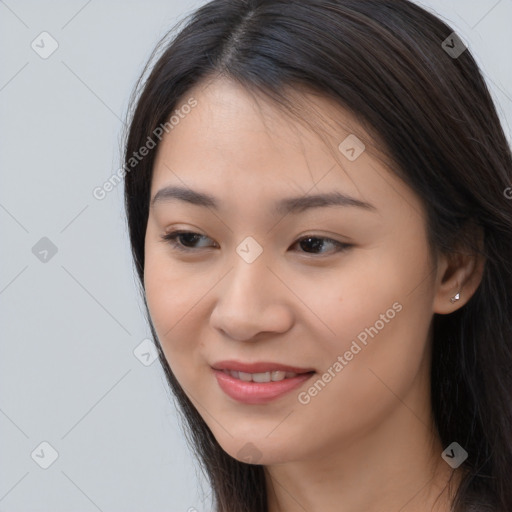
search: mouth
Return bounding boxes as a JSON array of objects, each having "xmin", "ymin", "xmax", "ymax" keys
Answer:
[{"xmin": 211, "ymin": 360, "xmax": 316, "ymax": 404}]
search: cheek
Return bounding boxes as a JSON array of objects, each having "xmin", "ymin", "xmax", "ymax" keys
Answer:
[
  {"xmin": 144, "ymin": 274, "xmax": 193, "ymax": 388},
  {"xmin": 299, "ymin": 243, "xmax": 435, "ymax": 419},
  {"xmin": 143, "ymin": 248, "xmax": 218, "ymax": 390},
  {"xmin": 292, "ymin": 256, "xmax": 407, "ymax": 353},
  {"xmin": 316, "ymin": 231, "xmax": 434, "ymax": 354},
  {"xmin": 144, "ymin": 250, "xmax": 196, "ymax": 353}
]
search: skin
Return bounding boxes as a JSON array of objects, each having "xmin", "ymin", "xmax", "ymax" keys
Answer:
[{"xmin": 143, "ymin": 76, "xmax": 484, "ymax": 512}]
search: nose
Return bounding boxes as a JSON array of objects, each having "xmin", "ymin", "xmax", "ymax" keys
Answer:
[{"xmin": 209, "ymin": 254, "xmax": 294, "ymax": 341}]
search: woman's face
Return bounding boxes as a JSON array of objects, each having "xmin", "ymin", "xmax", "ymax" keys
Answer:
[{"xmin": 144, "ymin": 77, "xmax": 442, "ymax": 465}]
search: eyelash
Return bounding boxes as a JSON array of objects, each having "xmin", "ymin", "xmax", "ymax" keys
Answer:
[{"xmin": 160, "ymin": 230, "xmax": 351, "ymax": 257}]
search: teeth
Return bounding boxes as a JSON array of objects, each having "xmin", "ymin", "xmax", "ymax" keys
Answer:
[
  {"xmin": 271, "ymin": 370, "xmax": 287, "ymax": 381},
  {"xmin": 224, "ymin": 370, "xmax": 299, "ymax": 382},
  {"xmin": 238, "ymin": 371, "xmax": 252, "ymax": 382},
  {"xmin": 252, "ymin": 372, "xmax": 271, "ymax": 383}
]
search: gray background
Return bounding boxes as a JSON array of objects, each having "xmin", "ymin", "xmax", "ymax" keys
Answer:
[{"xmin": 1, "ymin": 1, "xmax": 510, "ymax": 511}]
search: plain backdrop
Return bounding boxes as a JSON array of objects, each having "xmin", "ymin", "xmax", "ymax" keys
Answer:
[{"xmin": 1, "ymin": 1, "xmax": 511, "ymax": 511}]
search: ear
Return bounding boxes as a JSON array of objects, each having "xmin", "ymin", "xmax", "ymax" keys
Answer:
[{"xmin": 432, "ymin": 225, "xmax": 486, "ymax": 314}]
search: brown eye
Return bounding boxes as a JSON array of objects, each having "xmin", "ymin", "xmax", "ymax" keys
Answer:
[
  {"xmin": 160, "ymin": 231, "xmax": 216, "ymax": 252},
  {"xmin": 291, "ymin": 236, "xmax": 351, "ymax": 256}
]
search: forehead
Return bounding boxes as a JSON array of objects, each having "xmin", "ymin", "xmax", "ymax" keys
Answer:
[{"xmin": 150, "ymin": 77, "xmax": 424, "ymax": 221}]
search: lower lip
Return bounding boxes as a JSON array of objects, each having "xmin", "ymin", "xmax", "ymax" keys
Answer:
[{"xmin": 212, "ymin": 369, "xmax": 315, "ymax": 404}]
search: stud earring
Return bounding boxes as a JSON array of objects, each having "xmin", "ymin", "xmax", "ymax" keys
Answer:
[{"xmin": 450, "ymin": 291, "xmax": 461, "ymax": 303}]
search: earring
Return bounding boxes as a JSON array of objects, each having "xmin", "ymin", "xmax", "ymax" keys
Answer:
[{"xmin": 450, "ymin": 291, "xmax": 461, "ymax": 303}]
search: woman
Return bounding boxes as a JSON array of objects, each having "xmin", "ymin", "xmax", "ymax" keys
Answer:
[{"xmin": 123, "ymin": 1, "xmax": 512, "ymax": 510}]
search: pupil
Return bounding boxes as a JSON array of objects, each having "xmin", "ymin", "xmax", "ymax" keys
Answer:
[
  {"xmin": 182, "ymin": 233, "xmax": 199, "ymax": 246},
  {"xmin": 301, "ymin": 237, "xmax": 322, "ymax": 253}
]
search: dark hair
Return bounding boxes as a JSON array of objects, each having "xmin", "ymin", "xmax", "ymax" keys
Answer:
[{"xmin": 122, "ymin": 1, "xmax": 512, "ymax": 510}]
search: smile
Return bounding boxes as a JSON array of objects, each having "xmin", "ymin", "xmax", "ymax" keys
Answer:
[{"xmin": 212, "ymin": 368, "xmax": 315, "ymax": 404}]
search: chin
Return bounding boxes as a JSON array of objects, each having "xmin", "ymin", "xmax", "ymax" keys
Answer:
[{"xmin": 215, "ymin": 436, "xmax": 295, "ymax": 466}]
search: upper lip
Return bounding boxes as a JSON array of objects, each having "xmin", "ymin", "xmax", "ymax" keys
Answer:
[{"xmin": 211, "ymin": 360, "xmax": 315, "ymax": 374}]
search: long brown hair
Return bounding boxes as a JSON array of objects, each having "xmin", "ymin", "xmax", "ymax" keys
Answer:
[{"xmin": 123, "ymin": 1, "xmax": 512, "ymax": 510}]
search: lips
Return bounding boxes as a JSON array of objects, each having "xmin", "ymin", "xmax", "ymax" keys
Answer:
[
  {"xmin": 212, "ymin": 368, "xmax": 315, "ymax": 404},
  {"xmin": 211, "ymin": 360, "xmax": 316, "ymax": 404}
]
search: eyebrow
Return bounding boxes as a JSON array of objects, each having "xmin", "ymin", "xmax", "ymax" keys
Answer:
[{"xmin": 150, "ymin": 185, "xmax": 377, "ymax": 215}]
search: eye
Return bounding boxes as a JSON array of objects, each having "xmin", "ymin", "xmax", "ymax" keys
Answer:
[
  {"xmin": 160, "ymin": 230, "xmax": 217, "ymax": 252},
  {"xmin": 160, "ymin": 231, "xmax": 351, "ymax": 256},
  {"xmin": 290, "ymin": 235, "xmax": 351, "ymax": 256}
]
